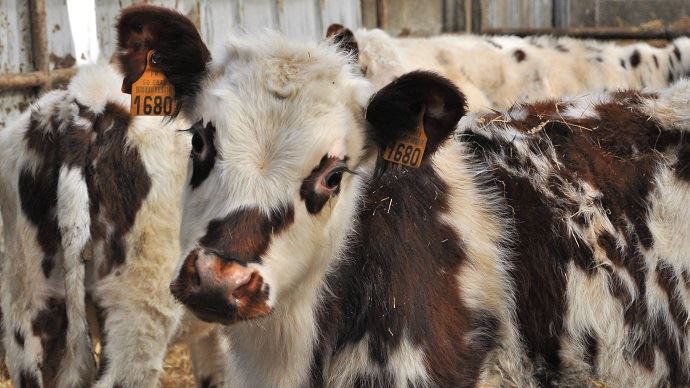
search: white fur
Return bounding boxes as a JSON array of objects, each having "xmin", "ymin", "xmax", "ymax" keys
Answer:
[
  {"xmin": 0, "ymin": 64, "xmax": 227, "ymax": 387},
  {"xmin": 175, "ymin": 38, "xmax": 690, "ymax": 386},
  {"xmin": 352, "ymin": 29, "xmax": 690, "ymax": 111}
]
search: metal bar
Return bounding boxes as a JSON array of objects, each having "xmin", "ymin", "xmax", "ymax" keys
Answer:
[
  {"xmin": 376, "ymin": 0, "xmax": 386, "ymax": 29},
  {"xmin": 481, "ymin": 26, "xmax": 690, "ymax": 40},
  {"xmin": 0, "ymin": 68, "xmax": 78, "ymax": 92},
  {"xmin": 28, "ymin": 0, "xmax": 50, "ymax": 90},
  {"xmin": 464, "ymin": 0, "xmax": 472, "ymax": 33}
]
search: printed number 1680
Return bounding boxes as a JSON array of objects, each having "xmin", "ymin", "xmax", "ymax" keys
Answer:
[
  {"xmin": 133, "ymin": 95, "xmax": 174, "ymax": 115},
  {"xmin": 386, "ymin": 143, "xmax": 422, "ymax": 166}
]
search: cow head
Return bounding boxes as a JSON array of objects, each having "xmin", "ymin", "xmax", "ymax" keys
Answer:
[
  {"xmin": 116, "ymin": 5, "xmax": 211, "ymax": 113},
  {"xmin": 118, "ymin": 6, "xmax": 465, "ymax": 326},
  {"xmin": 326, "ymin": 24, "xmax": 405, "ymax": 88}
]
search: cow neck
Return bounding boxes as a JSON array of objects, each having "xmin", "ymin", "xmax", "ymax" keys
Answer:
[{"xmin": 223, "ymin": 167, "xmax": 369, "ymax": 387}]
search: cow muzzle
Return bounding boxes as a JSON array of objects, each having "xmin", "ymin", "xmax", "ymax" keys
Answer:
[{"xmin": 170, "ymin": 249, "xmax": 272, "ymax": 324}]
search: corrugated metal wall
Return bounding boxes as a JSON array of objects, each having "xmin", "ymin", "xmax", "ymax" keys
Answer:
[
  {"xmin": 0, "ymin": 0, "xmax": 362, "ymax": 126},
  {"xmin": 2, "ymin": 0, "xmax": 689, "ymax": 126}
]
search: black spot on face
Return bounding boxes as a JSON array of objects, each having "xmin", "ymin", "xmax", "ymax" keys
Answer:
[
  {"xmin": 630, "ymin": 50, "xmax": 641, "ymax": 68},
  {"xmin": 620, "ymin": 59, "xmax": 627, "ymax": 69},
  {"xmin": 198, "ymin": 206, "xmax": 294, "ymax": 264},
  {"xmin": 189, "ymin": 121, "xmax": 217, "ymax": 189},
  {"xmin": 555, "ymin": 44, "xmax": 569, "ymax": 53},
  {"xmin": 653, "ymin": 54, "xmax": 659, "ymax": 68},
  {"xmin": 513, "ymin": 49, "xmax": 526, "ymax": 62},
  {"xmin": 299, "ymin": 155, "xmax": 347, "ymax": 214}
]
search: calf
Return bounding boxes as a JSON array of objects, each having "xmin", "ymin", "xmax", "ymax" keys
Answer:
[
  {"xmin": 327, "ymin": 25, "xmax": 690, "ymax": 110},
  {"xmin": 121, "ymin": 11, "xmax": 690, "ymax": 386},
  {"xmin": 0, "ymin": 6, "xmax": 228, "ymax": 387}
]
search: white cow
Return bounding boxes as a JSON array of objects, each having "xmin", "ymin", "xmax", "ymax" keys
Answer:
[
  {"xmin": 102, "ymin": 10, "xmax": 689, "ymax": 387},
  {"xmin": 328, "ymin": 25, "xmax": 690, "ymax": 110},
  {"xmin": 0, "ymin": 5, "xmax": 228, "ymax": 388}
]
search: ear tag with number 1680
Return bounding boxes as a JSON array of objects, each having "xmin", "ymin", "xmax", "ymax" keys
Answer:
[
  {"xmin": 130, "ymin": 50, "xmax": 176, "ymax": 116},
  {"xmin": 382, "ymin": 108, "xmax": 427, "ymax": 168}
]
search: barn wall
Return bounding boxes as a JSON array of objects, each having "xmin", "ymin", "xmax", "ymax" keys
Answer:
[
  {"xmin": 2, "ymin": 0, "xmax": 690, "ymax": 126},
  {"xmin": 0, "ymin": 0, "xmax": 34, "ymax": 128},
  {"xmin": 0, "ymin": 0, "xmax": 362, "ymax": 126}
]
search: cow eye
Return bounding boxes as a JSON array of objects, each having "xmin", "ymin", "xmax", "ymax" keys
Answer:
[
  {"xmin": 192, "ymin": 132, "xmax": 204, "ymax": 155},
  {"xmin": 323, "ymin": 169, "xmax": 343, "ymax": 190}
]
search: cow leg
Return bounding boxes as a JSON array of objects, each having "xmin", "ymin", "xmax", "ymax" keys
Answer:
[
  {"xmin": 56, "ymin": 165, "xmax": 97, "ymax": 387},
  {"xmin": 90, "ymin": 237, "xmax": 182, "ymax": 388},
  {"xmin": 1, "ymin": 217, "xmax": 69, "ymax": 387},
  {"xmin": 188, "ymin": 328, "xmax": 230, "ymax": 388}
]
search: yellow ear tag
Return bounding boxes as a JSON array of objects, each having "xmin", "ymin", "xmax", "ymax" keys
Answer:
[
  {"xmin": 382, "ymin": 108, "xmax": 427, "ymax": 168},
  {"xmin": 130, "ymin": 50, "xmax": 176, "ymax": 116}
]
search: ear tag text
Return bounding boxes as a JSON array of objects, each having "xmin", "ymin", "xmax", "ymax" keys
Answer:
[
  {"xmin": 382, "ymin": 110, "xmax": 427, "ymax": 168},
  {"xmin": 129, "ymin": 50, "xmax": 176, "ymax": 116}
]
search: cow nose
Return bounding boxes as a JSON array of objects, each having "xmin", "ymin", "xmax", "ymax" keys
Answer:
[
  {"xmin": 170, "ymin": 249, "xmax": 272, "ymax": 324},
  {"xmin": 194, "ymin": 250, "xmax": 253, "ymax": 291}
]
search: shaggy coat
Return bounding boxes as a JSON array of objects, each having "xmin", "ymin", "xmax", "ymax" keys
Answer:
[
  {"xmin": 0, "ymin": 6, "xmax": 228, "ymax": 388},
  {"xmin": 127, "ymin": 15, "xmax": 690, "ymax": 386},
  {"xmin": 328, "ymin": 26, "xmax": 690, "ymax": 110}
]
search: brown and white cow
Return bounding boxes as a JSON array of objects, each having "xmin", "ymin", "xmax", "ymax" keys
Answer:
[
  {"xmin": 0, "ymin": 6, "xmax": 229, "ymax": 388},
  {"xmin": 105, "ymin": 11, "xmax": 690, "ymax": 387},
  {"xmin": 327, "ymin": 25, "xmax": 690, "ymax": 111}
]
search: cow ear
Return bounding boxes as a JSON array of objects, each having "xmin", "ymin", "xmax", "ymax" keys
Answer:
[
  {"xmin": 116, "ymin": 5, "xmax": 211, "ymax": 110},
  {"xmin": 365, "ymin": 71, "xmax": 466, "ymax": 162},
  {"xmin": 326, "ymin": 23, "xmax": 359, "ymax": 62}
]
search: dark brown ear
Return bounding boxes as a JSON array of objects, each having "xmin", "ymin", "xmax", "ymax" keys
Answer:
[
  {"xmin": 366, "ymin": 71, "xmax": 466, "ymax": 160},
  {"xmin": 116, "ymin": 5, "xmax": 210, "ymax": 111},
  {"xmin": 326, "ymin": 23, "xmax": 359, "ymax": 62}
]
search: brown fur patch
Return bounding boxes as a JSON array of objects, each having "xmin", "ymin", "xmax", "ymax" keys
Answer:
[
  {"xmin": 189, "ymin": 121, "xmax": 217, "ymax": 189},
  {"xmin": 630, "ymin": 50, "xmax": 641, "ymax": 68},
  {"xmin": 19, "ymin": 371, "xmax": 40, "ymax": 388},
  {"xmin": 299, "ymin": 155, "xmax": 345, "ymax": 214},
  {"xmin": 31, "ymin": 298, "xmax": 68, "ymax": 387},
  {"xmin": 656, "ymin": 262, "xmax": 690, "ymax": 332},
  {"xmin": 86, "ymin": 103, "xmax": 151, "ymax": 277},
  {"xmin": 116, "ymin": 5, "xmax": 210, "ymax": 113},
  {"xmin": 326, "ymin": 24, "xmax": 359, "ymax": 63},
  {"xmin": 460, "ymin": 89, "xmax": 689, "ymax": 384},
  {"xmin": 199, "ymin": 206, "xmax": 294, "ymax": 264},
  {"xmin": 312, "ymin": 162, "xmax": 498, "ymax": 387},
  {"xmin": 513, "ymin": 49, "xmax": 527, "ymax": 62}
]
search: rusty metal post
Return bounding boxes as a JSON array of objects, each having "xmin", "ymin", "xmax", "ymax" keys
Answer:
[
  {"xmin": 376, "ymin": 0, "xmax": 387, "ymax": 29},
  {"xmin": 28, "ymin": 0, "xmax": 50, "ymax": 91},
  {"xmin": 464, "ymin": 0, "xmax": 472, "ymax": 33},
  {"xmin": 0, "ymin": 68, "xmax": 78, "ymax": 92}
]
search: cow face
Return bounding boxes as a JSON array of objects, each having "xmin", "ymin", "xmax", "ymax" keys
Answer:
[
  {"xmin": 117, "ymin": 6, "xmax": 464, "ymax": 326},
  {"xmin": 170, "ymin": 35, "xmax": 373, "ymax": 324}
]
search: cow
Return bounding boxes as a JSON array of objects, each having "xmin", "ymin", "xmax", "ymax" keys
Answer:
[
  {"xmin": 101, "ymin": 9, "xmax": 690, "ymax": 387},
  {"xmin": 327, "ymin": 25, "xmax": 690, "ymax": 110},
  {"xmin": 0, "ymin": 6, "xmax": 229, "ymax": 388}
]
